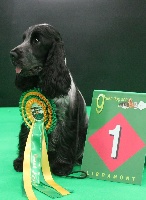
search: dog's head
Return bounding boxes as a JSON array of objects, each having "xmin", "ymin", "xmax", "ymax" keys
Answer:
[
  {"xmin": 10, "ymin": 23, "xmax": 65, "ymax": 76},
  {"xmin": 10, "ymin": 24, "xmax": 71, "ymax": 98}
]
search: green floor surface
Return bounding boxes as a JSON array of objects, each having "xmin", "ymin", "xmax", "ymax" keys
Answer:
[{"xmin": 0, "ymin": 107, "xmax": 146, "ymax": 200}]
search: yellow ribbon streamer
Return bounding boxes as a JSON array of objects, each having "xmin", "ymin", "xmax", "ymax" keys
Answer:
[
  {"xmin": 23, "ymin": 123, "xmax": 37, "ymax": 200},
  {"xmin": 41, "ymin": 129, "xmax": 70, "ymax": 196}
]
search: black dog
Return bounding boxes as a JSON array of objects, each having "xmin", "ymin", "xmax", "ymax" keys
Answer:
[{"xmin": 10, "ymin": 24, "xmax": 88, "ymax": 176}]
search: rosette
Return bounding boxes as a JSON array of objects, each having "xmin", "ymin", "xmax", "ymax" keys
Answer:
[
  {"xmin": 19, "ymin": 88, "xmax": 57, "ymax": 133},
  {"xmin": 19, "ymin": 88, "xmax": 70, "ymax": 199}
]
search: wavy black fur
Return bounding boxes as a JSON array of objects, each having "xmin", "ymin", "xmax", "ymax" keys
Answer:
[{"xmin": 10, "ymin": 23, "xmax": 88, "ymax": 176}]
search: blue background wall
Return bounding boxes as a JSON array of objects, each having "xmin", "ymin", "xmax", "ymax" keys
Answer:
[{"xmin": 1, "ymin": 0, "xmax": 146, "ymax": 106}]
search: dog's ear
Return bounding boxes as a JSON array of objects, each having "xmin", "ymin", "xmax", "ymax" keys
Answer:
[{"xmin": 39, "ymin": 41, "xmax": 71, "ymax": 99}]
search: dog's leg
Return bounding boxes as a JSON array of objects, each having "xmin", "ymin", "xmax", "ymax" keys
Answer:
[
  {"xmin": 48, "ymin": 122, "xmax": 87, "ymax": 176},
  {"xmin": 48, "ymin": 150, "xmax": 74, "ymax": 176},
  {"xmin": 48, "ymin": 90, "xmax": 88, "ymax": 176},
  {"xmin": 47, "ymin": 123, "xmax": 76, "ymax": 176},
  {"xmin": 13, "ymin": 123, "xmax": 29, "ymax": 172},
  {"xmin": 48, "ymin": 107, "xmax": 88, "ymax": 176}
]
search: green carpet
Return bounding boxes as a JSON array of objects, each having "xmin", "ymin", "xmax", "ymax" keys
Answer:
[{"xmin": 0, "ymin": 107, "xmax": 146, "ymax": 200}]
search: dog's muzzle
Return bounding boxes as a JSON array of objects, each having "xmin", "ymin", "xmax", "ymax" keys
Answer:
[
  {"xmin": 10, "ymin": 50, "xmax": 19, "ymax": 66},
  {"xmin": 10, "ymin": 49, "xmax": 43, "ymax": 76}
]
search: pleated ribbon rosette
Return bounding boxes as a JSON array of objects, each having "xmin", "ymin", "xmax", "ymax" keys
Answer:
[{"xmin": 19, "ymin": 88, "xmax": 70, "ymax": 199}]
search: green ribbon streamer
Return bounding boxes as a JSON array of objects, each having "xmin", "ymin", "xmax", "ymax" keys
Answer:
[
  {"xmin": 31, "ymin": 120, "xmax": 43, "ymax": 185},
  {"xmin": 33, "ymin": 182, "xmax": 62, "ymax": 198},
  {"xmin": 30, "ymin": 120, "xmax": 62, "ymax": 198}
]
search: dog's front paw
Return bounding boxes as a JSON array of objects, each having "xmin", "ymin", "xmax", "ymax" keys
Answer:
[
  {"xmin": 13, "ymin": 157, "xmax": 23, "ymax": 172},
  {"xmin": 51, "ymin": 163, "xmax": 73, "ymax": 176}
]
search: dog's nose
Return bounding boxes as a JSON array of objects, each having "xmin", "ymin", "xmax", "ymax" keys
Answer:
[
  {"xmin": 10, "ymin": 50, "xmax": 18, "ymax": 61},
  {"xmin": 10, "ymin": 50, "xmax": 19, "ymax": 65}
]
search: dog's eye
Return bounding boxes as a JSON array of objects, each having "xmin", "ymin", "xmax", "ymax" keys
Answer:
[
  {"xmin": 32, "ymin": 37, "xmax": 40, "ymax": 45},
  {"xmin": 31, "ymin": 32, "xmax": 41, "ymax": 45}
]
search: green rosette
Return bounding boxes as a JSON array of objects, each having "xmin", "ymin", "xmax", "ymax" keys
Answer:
[
  {"xmin": 19, "ymin": 88, "xmax": 57, "ymax": 134},
  {"xmin": 18, "ymin": 89, "xmax": 70, "ymax": 199}
]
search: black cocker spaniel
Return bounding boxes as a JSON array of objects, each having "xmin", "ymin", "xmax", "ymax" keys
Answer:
[{"xmin": 10, "ymin": 23, "xmax": 88, "ymax": 176}]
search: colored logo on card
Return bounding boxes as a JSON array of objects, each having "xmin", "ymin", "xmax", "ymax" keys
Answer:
[{"xmin": 88, "ymin": 113, "xmax": 145, "ymax": 172}]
